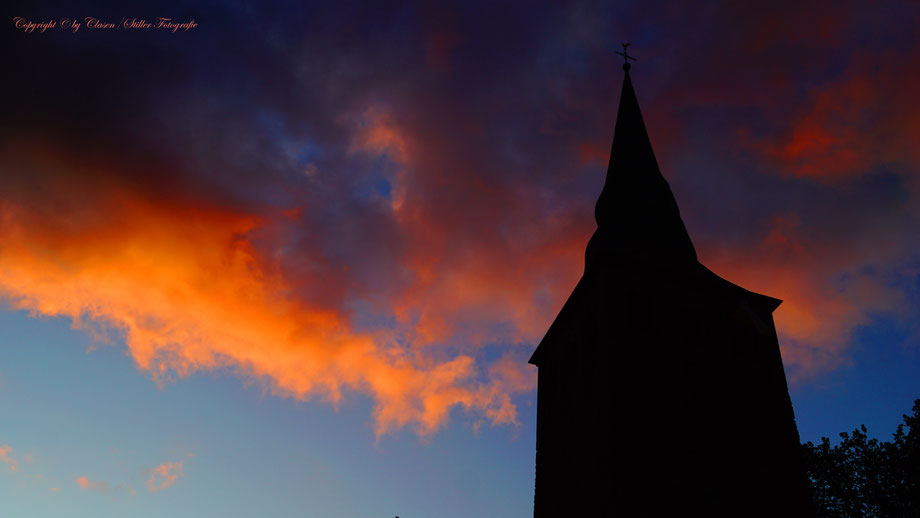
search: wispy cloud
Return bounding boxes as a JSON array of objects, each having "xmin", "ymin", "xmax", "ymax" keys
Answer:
[
  {"xmin": 146, "ymin": 461, "xmax": 184, "ymax": 492},
  {"xmin": 74, "ymin": 475, "xmax": 133, "ymax": 494},
  {"xmin": 0, "ymin": 176, "xmax": 537, "ymax": 436},
  {"xmin": 0, "ymin": 444, "xmax": 19, "ymax": 473}
]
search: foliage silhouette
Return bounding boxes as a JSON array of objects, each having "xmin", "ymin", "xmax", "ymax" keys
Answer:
[{"xmin": 802, "ymin": 399, "xmax": 920, "ymax": 517}]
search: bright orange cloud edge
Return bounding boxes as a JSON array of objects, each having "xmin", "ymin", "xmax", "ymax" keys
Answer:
[{"xmin": 0, "ymin": 178, "xmax": 536, "ymax": 437}]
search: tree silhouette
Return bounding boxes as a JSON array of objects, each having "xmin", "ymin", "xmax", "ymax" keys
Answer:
[{"xmin": 802, "ymin": 399, "xmax": 920, "ymax": 517}]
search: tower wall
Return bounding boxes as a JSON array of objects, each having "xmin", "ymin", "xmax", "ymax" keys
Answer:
[{"xmin": 532, "ymin": 266, "xmax": 813, "ymax": 516}]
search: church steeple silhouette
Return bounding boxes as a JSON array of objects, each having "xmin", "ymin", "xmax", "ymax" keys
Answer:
[
  {"xmin": 530, "ymin": 58, "xmax": 814, "ymax": 516},
  {"xmin": 587, "ymin": 65, "xmax": 697, "ymax": 271}
]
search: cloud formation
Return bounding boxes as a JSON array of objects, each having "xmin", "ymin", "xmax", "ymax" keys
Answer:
[
  {"xmin": 0, "ymin": 444, "xmax": 18, "ymax": 473},
  {"xmin": 0, "ymin": 164, "xmax": 534, "ymax": 435},
  {"xmin": 1, "ymin": 0, "xmax": 919, "ymax": 437},
  {"xmin": 146, "ymin": 461, "xmax": 184, "ymax": 492},
  {"xmin": 74, "ymin": 475, "xmax": 130, "ymax": 494}
]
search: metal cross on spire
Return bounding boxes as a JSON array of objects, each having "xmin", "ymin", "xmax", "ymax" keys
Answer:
[{"xmin": 616, "ymin": 42, "xmax": 636, "ymax": 71}]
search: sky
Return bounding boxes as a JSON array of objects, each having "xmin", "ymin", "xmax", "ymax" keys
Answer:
[{"xmin": 2, "ymin": 1, "xmax": 920, "ymax": 516}]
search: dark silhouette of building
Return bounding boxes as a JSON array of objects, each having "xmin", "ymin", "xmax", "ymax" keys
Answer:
[{"xmin": 529, "ymin": 63, "xmax": 814, "ymax": 516}]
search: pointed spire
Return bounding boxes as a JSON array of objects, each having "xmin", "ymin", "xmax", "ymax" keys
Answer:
[{"xmin": 585, "ymin": 66, "xmax": 698, "ymax": 270}]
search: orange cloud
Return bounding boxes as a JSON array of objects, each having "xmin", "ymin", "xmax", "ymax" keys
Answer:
[
  {"xmin": 146, "ymin": 461, "xmax": 184, "ymax": 492},
  {"xmin": 74, "ymin": 475, "xmax": 126, "ymax": 493},
  {"xmin": 348, "ymin": 105, "xmax": 411, "ymax": 213},
  {"xmin": 752, "ymin": 49, "xmax": 920, "ymax": 180},
  {"xmin": 0, "ymin": 149, "xmax": 535, "ymax": 437},
  {"xmin": 701, "ymin": 214, "xmax": 910, "ymax": 381},
  {"xmin": 345, "ymin": 107, "xmax": 591, "ymax": 356},
  {"xmin": 0, "ymin": 444, "xmax": 18, "ymax": 473}
]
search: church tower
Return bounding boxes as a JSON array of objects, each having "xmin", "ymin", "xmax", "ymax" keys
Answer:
[{"xmin": 530, "ymin": 55, "xmax": 814, "ymax": 516}]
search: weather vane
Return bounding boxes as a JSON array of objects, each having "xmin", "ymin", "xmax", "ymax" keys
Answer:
[{"xmin": 616, "ymin": 42, "xmax": 636, "ymax": 71}]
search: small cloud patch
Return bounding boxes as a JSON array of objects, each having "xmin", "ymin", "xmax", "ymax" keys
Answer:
[
  {"xmin": 0, "ymin": 444, "xmax": 19, "ymax": 473},
  {"xmin": 146, "ymin": 461, "xmax": 184, "ymax": 492}
]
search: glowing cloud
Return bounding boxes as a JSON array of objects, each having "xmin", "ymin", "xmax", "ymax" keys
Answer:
[
  {"xmin": 147, "ymin": 461, "xmax": 184, "ymax": 492},
  {"xmin": 74, "ymin": 476, "xmax": 126, "ymax": 493},
  {"xmin": 0, "ymin": 165, "xmax": 534, "ymax": 436},
  {"xmin": 0, "ymin": 444, "xmax": 18, "ymax": 473},
  {"xmin": 701, "ymin": 213, "xmax": 912, "ymax": 380}
]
